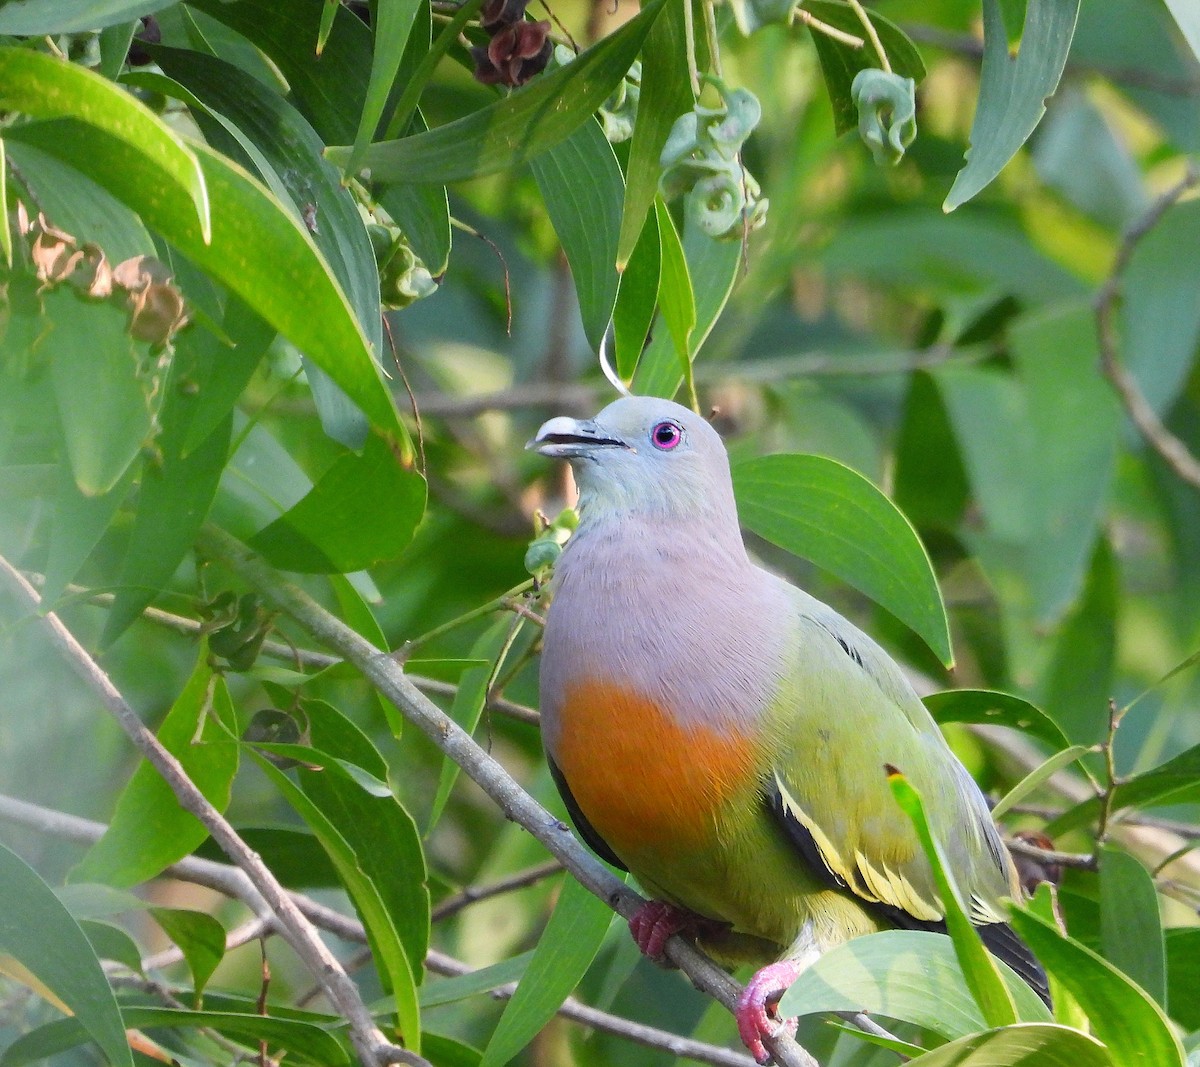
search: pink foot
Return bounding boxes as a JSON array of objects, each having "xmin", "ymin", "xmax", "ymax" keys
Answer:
[
  {"xmin": 735, "ymin": 960, "xmax": 802, "ymax": 1065},
  {"xmin": 628, "ymin": 901, "xmax": 695, "ymax": 963}
]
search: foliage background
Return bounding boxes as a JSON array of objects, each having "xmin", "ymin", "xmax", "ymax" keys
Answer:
[{"xmin": 3, "ymin": 0, "xmax": 1200, "ymax": 1064}]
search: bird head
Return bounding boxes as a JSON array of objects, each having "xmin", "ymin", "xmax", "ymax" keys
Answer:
[{"xmin": 529, "ymin": 396, "xmax": 738, "ymax": 523}]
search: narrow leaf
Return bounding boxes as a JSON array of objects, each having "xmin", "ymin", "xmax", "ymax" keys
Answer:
[
  {"xmin": 991, "ymin": 744, "xmax": 1091, "ymax": 819},
  {"xmin": 2, "ymin": 1007, "xmax": 349, "ymax": 1066},
  {"xmin": 613, "ymin": 210, "xmax": 661, "ymax": 379},
  {"xmin": 654, "ymin": 197, "xmax": 696, "ymax": 400},
  {"xmin": 72, "ymin": 654, "xmax": 238, "ymax": 886},
  {"xmin": 733, "ymin": 453, "xmax": 953, "ymax": 666},
  {"xmin": 0, "ymin": 0, "xmax": 177, "ymax": 34},
  {"xmin": 1099, "ymin": 844, "xmax": 1166, "ymax": 1007},
  {"xmin": 616, "ymin": 0, "xmax": 691, "ymax": 267},
  {"xmin": 1009, "ymin": 906, "xmax": 1185, "ymax": 1066},
  {"xmin": 531, "ymin": 119, "xmax": 624, "ymax": 349},
  {"xmin": 923, "ymin": 690, "xmax": 1071, "ymax": 752},
  {"xmin": 0, "ymin": 46, "xmax": 208, "ymax": 239},
  {"xmin": 327, "ymin": 0, "xmax": 666, "ymax": 183},
  {"xmin": 150, "ymin": 908, "xmax": 227, "ymax": 998},
  {"xmin": 944, "ymin": 0, "xmax": 1081, "ymax": 210},
  {"xmin": 904, "ymin": 1024, "xmax": 1110, "ymax": 1067},
  {"xmin": 779, "ymin": 929, "xmax": 1050, "ymax": 1032},
  {"xmin": 888, "ymin": 771, "xmax": 1018, "ymax": 1027},
  {"xmin": 480, "ymin": 877, "xmax": 613, "ymax": 1067},
  {"xmin": 347, "ymin": 0, "xmax": 423, "ymax": 172},
  {"xmin": 248, "ymin": 433, "xmax": 426, "ymax": 573},
  {"xmin": 0, "ymin": 842, "xmax": 133, "ymax": 1067}
]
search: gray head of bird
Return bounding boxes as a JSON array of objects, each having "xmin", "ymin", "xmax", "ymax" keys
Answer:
[{"xmin": 528, "ymin": 396, "xmax": 739, "ymax": 524}]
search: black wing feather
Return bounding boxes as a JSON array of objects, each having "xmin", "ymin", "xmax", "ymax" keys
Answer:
[
  {"xmin": 547, "ymin": 753, "xmax": 628, "ymax": 871},
  {"xmin": 764, "ymin": 778, "xmax": 1051, "ymax": 1008}
]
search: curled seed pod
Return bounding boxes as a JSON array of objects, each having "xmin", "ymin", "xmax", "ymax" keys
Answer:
[{"xmin": 852, "ymin": 68, "xmax": 917, "ymax": 166}]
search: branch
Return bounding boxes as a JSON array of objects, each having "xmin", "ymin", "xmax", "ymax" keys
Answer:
[
  {"xmin": 196, "ymin": 524, "xmax": 819, "ymax": 1067},
  {"xmin": 1094, "ymin": 164, "xmax": 1200, "ymax": 491},
  {"xmin": 0, "ymin": 559, "xmax": 427, "ymax": 1067},
  {"xmin": 43, "ymin": 581, "xmax": 542, "ymax": 728},
  {"xmin": 430, "ymin": 860, "xmax": 563, "ymax": 922},
  {"xmin": 425, "ymin": 950, "xmax": 758, "ymax": 1067},
  {"xmin": 0, "ymin": 794, "xmax": 767, "ymax": 1067},
  {"xmin": 1004, "ymin": 836, "xmax": 1096, "ymax": 872}
]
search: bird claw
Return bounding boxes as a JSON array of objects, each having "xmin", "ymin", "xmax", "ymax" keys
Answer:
[
  {"xmin": 735, "ymin": 961, "xmax": 802, "ymax": 1065},
  {"xmin": 628, "ymin": 900, "xmax": 693, "ymax": 964}
]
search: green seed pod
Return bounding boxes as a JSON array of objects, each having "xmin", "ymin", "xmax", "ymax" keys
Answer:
[
  {"xmin": 524, "ymin": 537, "xmax": 561, "ymax": 577},
  {"xmin": 852, "ymin": 68, "xmax": 917, "ymax": 166}
]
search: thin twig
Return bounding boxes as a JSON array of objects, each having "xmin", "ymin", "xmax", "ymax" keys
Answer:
[
  {"xmin": 1094, "ymin": 163, "xmax": 1200, "ymax": 492},
  {"xmin": 794, "ymin": 8, "xmax": 864, "ymax": 49},
  {"xmin": 0, "ymin": 558, "xmax": 428, "ymax": 1067},
  {"xmin": 425, "ymin": 949, "xmax": 758, "ymax": 1067},
  {"xmin": 431, "ymin": 860, "xmax": 564, "ymax": 921},
  {"xmin": 1004, "ymin": 837, "xmax": 1097, "ymax": 872},
  {"xmin": 197, "ymin": 524, "xmax": 819, "ymax": 1067},
  {"xmin": 845, "ymin": 0, "xmax": 889, "ymax": 73}
]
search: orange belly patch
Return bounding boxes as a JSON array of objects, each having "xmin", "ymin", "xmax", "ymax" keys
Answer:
[{"xmin": 553, "ymin": 679, "xmax": 757, "ymax": 859}]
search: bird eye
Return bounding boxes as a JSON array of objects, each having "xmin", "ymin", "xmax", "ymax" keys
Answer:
[{"xmin": 650, "ymin": 420, "xmax": 683, "ymax": 451}]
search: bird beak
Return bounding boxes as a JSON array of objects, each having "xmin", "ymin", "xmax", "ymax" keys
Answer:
[{"xmin": 528, "ymin": 417, "xmax": 630, "ymax": 458}]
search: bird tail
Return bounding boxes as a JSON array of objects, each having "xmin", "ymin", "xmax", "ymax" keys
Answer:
[{"xmin": 978, "ymin": 920, "xmax": 1052, "ymax": 1009}]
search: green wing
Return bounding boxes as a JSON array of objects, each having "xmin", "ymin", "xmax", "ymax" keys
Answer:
[{"xmin": 766, "ymin": 590, "xmax": 1018, "ymax": 928}]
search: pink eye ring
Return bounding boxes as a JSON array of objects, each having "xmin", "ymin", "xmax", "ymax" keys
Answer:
[{"xmin": 650, "ymin": 420, "xmax": 683, "ymax": 450}]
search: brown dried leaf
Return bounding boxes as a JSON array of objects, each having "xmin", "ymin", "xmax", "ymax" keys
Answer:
[
  {"xmin": 111, "ymin": 254, "xmax": 173, "ymax": 293},
  {"xmin": 128, "ymin": 280, "xmax": 189, "ymax": 345}
]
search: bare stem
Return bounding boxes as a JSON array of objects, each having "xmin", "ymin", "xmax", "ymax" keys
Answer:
[
  {"xmin": 431, "ymin": 860, "xmax": 564, "ymax": 921},
  {"xmin": 844, "ymin": 0, "xmax": 890, "ymax": 72},
  {"xmin": 794, "ymin": 8, "xmax": 864, "ymax": 49},
  {"xmin": 196, "ymin": 524, "xmax": 819, "ymax": 1067},
  {"xmin": 0, "ymin": 557, "xmax": 427, "ymax": 1067},
  {"xmin": 1094, "ymin": 163, "xmax": 1200, "ymax": 492}
]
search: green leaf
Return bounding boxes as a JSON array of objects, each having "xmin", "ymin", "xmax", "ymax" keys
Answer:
[
  {"xmin": 888, "ymin": 772, "xmax": 1018, "ymax": 1028},
  {"xmin": 421, "ymin": 1033, "xmax": 483, "ymax": 1067},
  {"xmin": 194, "ymin": 827, "xmax": 339, "ymax": 889},
  {"xmin": 328, "ymin": 573, "xmax": 399, "ymax": 734},
  {"xmin": 1011, "ymin": 304, "xmax": 1120, "ymax": 623},
  {"xmin": 0, "ymin": 137, "xmax": 10, "ymax": 269},
  {"xmin": 426, "ymin": 620, "xmax": 513, "ymax": 833},
  {"xmin": 143, "ymin": 44, "xmax": 386, "ymax": 447},
  {"xmin": 480, "ymin": 876, "xmax": 613, "ymax": 1067},
  {"xmin": 79, "ymin": 920, "xmax": 143, "ymax": 975},
  {"xmin": 7, "ymin": 120, "xmax": 408, "ymax": 451},
  {"xmin": 418, "ymin": 952, "xmax": 533, "ymax": 1009},
  {"xmin": 72, "ymin": 653, "xmax": 238, "ymax": 887},
  {"xmin": 41, "ymin": 459, "xmax": 133, "ymax": 608},
  {"xmin": 990, "ymin": 745, "xmax": 1092, "ymax": 819},
  {"xmin": 346, "ymin": 0, "xmax": 423, "ymax": 173},
  {"xmin": 632, "ymin": 211, "xmax": 741, "ymax": 398},
  {"xmin": 923, "ymin": 690, "xmax": 1071, "ymax": 752},
  {"xmin": 1100, "ymin": 844, "xmax": 1166, "ymax": 1008},
  {"xmin": 803, "ymin": 0, "xmax": 927, "ymax": 135},
  {"xmin": 1166, "ymin": 928, "xmax": 1200, "ymax": 1030},
  {"xmin": 150, "ymin": 908, "xmax": 227, "ymax": 998},
  {"xmin": 616, "ymin": 0, "xmax": 691, "ymax": 268},
  {"xmin": 613, "ymin": 209, "xmax": 661, "ymax": 380},
  {"xmin": 0, "ymin": 842, "xmax": 133, "ymax": 1067},
  {"xmin": 327, "ymin": 0, "xmax": 667, "ymax": 183},
  {"xmin": 944, "ymin": 0, "xmax": 1082, "ymax": 210},
  {"xmin": 1008, "ymin": 905, "xmax": 1185, "ymax": 1066},
  {"xmin": 904, "ymin": 1024, "xmax": 1111, "ymax": 1067},
  {"xmin": 102, "ymin": 388, "xmax": 231, "ymax": 647},
  {"xmin": 43, "ymin": 288, "xmax": 155, "ymax": 497},
  {"xmin": 778, "ymin": 929, "xmax": 1051, "ymax": 1031},
  {"xmin": 654, "ymin": 197, "xmax": 697, "ymax": 401},
  {"xmin": 732, "ymin": 452, "xmax": 953, "ymax": 666},
  {"xmin": 531, "ymin": 119, "xmax": 624, "ymax": 349},
  {"xmin": 0, "ymin": 46, "xmax": 208, "ymax": 240},
  {"xmin": 6, "ymin": 140, "xmax": 154, "ymax": 264},
  {"xmin": 0, "ymin": 0, "xmax": 177, "ymax": 34},
  {"xmin": 248, "ymin": 433, "xmax": 426, "ymax": 573},
  {"xmin": 1, "ymin": 1007, "xmax": 349, "ymax": 1066},
  {"xmin": 250, "ymin": 748, "xmax": 423, "ymax": 1048}
]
